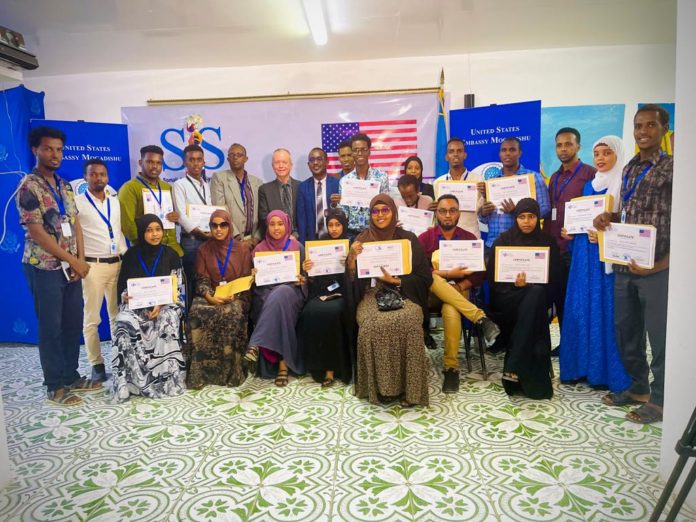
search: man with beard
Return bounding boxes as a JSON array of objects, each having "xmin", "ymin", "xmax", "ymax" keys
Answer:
[
  {"xmin": 418, "ymin": 194, "xmax": 500, "ymax": 393},
  {"xmin": 296, "ymin": 147, "xmax": 340, "ymax": 244}
]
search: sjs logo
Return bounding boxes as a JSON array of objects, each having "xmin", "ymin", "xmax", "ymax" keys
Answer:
[{"xmin": 159, "ymin": 126, "xmax": 225, "ymax": 172}]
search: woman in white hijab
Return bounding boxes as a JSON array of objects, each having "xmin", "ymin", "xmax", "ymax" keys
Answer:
[{"xmin": 559, "ymin": 136, "xmax": 632, "ymax": 393}]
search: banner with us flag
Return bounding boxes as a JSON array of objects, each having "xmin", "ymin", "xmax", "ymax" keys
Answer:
[{"xmin": 122, "ymin": 92, "xmax": 438, "ymax": 184}]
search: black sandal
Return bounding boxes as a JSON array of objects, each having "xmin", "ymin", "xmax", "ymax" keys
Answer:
[
  {"xmin": 321, "ymin": 378, "xmax": 335, "ymax": 388},
  {"xmin": 502, "ymin": 372, "xmax": 519, "ymax": 383},
  {"xmin": 275, "ymin": 369, "xmax": 289, "ymax": 387}
]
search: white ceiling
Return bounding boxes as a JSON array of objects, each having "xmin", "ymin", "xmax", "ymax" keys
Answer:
[{"xmin": 1, "ymin": 0, "xmax": 677, "ymax": 77}]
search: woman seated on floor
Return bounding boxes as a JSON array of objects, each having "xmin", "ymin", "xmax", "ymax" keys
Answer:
[
  {"xmin": 185, "ymin": 209, "xmax": 253, "ymax": 389},
  {"xmin": 347, "ymin": 194, "xmax": 432, "ymax": 407},
  {"xmin": 244, "ymin": 210, "xmax": 306, "ymax": 387},
  {"xmin": 487, "ymin": 198, "xmax": 559, "ymax": 400},
  {"xmin": 299, "ymin": 208, "xmax": 354, "ymax": 387},
  {"xmin": 111, "ymin": 214, "xmax": 186, "ymax": 402}
]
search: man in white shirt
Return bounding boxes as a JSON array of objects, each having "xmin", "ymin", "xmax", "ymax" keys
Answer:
[
  {"xmin": 433, "ymin": 137, "xmax": 484, "ymax": 237},
  {"xmin": 75, "ymin": 159, "xmax": 127, "ymax": 382},
  {"xmin": 172, "ymin": 144, "xmax": 212, "ymax": 298}
]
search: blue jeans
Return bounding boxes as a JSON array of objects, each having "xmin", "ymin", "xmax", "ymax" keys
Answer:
[{"xmin": 23, "ymin": 264, "xmax": 84, "ymax": 392}]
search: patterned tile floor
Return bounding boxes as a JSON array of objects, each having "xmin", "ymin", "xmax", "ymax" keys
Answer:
[{"xmin": 1, "ymin": 326, "xmax": 695, "ymax": 522}]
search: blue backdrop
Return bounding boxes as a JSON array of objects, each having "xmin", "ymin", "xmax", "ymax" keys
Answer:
[
  {"xmin": 449, "ymin": 100, "xmax": 542, "ymax": 173},
  {"xmin": 0, "ymin": 85, "xmax": 45, "ymax": 343}
]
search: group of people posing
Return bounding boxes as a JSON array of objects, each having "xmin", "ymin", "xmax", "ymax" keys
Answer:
[{"xmin": 16, "ymin": 104, "xmax": 671, "ymax": 423}]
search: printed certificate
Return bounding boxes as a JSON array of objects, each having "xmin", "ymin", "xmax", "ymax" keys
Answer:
[
  {"xmin": 127, "ymin": 275, "xmax": 176, "ymax": 310},
  {"xmin": 142, "ymin": 189, "xmax": 175, "ymax": 229},
  {"xmin": 435, "ymin": 180, "xmax": 479, "ymax": 212},
  {"xmin": 564, "ymin": 195, "xmax": 613, "ymax": 234},
  {"xmin": 254, "ymin": 252, "xmax": 299, "ymax": 286},
  {"xmin": 341, "ymin": 178, "xmax": 381, "ymax": 208},
  {"xmin": 439, "ymin": 239, "xmax": 485, "ymax": 272},
  {"xmin": 398, "ymin": 207, "xmax": 434, "ymax": 236},
  {"xmin": 486, "ymin": 174, "xmax": 535, "ymax": 212},
  {"xmin": 305, "ymin": 239, "xmax": 350, "ymax": 276},
  {"xmin": 598, "ymin": 223, "xmax": 656, "ymax": 269},
  {"xmin": 214, "ymin": 275, "xmax": 254, "ymax": 298},
  {"xmin": 187, "ymin": 204, "xmax": 226, "ymax": 232},
  {"xmin": 494, "ymin": 246, "xmax": 550, "ymax": 284},
  {"xmin": 356, "ymin": 239, "xmax": 412, "ymax": 279}
]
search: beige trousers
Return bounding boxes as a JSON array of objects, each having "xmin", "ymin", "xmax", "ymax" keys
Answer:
[{"xmin": 82, "ymin": 261, "xmax": 120, "ymax": 365}]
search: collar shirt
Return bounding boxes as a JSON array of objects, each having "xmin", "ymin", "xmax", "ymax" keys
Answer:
[
  {"xmin": 172, "ymin": 174, "xmax": 212, "ymax": 234},
  {"xmin": 435, "ymin": 170, "xmax": 483, "ymax": 237},
  {"xmin": 339, "ymin": 166, "xmax": 390, "ymax": 232},
  {"xmin": 75, "ymin": 190, "xmax": 128, "ymax": 257}
]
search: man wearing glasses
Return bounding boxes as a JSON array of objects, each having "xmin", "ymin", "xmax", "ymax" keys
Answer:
[
  {"xmin": 338, "ymin": 133, "xmax": 390, "ymax": 237},
  {"xmin": 418, "ymin": 194, "xmax": 500, "ymax": 393},
  {"xmin": 211, "ymin": 143, "xmax": 264, "ymax": 248},
  {"xmin": 297, "ymin": 147, "xmax": 340, "ymax": 244}
]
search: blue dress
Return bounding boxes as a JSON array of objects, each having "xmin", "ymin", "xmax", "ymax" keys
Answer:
[{"xmin": 559, "ymin": 181, "xmax": 631, "ymax": 392}]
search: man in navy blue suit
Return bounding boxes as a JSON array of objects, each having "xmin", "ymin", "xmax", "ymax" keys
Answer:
[{"xmin": 297, "ymin": 147, "xmax": 340, "ymax": 244}]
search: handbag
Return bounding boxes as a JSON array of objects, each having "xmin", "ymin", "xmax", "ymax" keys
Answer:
[{"xmin": 375, "ymin": 283, "xmax": 404, "ymax": 311}]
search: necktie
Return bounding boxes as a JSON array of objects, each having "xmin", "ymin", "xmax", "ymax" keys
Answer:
[
  {"xmin": 316, "ymin": 180, "xmax": 325, "ymax": 235},
  {"xmin": 280, "ymin": 183, "xmax": 292, "ymax": 219}
]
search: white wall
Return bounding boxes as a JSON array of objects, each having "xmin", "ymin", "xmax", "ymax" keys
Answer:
[
  {"xmin": 23, "ymin": 43, "xmax": 675, "ymax": 149},
  {"xmin": 660, "ymin": 0, "xmax": 696, "ymax": 510}
]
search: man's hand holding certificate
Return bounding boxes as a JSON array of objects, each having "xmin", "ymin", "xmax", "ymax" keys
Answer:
[
  {"xmin": 356, "ymin": 240, "xmax": 411, "ymax": 279},
  {"xmin": 494, "ymin": 247, "xmax": 550, "ymax": 284},
  {"xmin": 143, "ymin": 189, "xmax": 175, "ymax": 229},
  {"xmin": 187, "ymin": 204, "xmax": 226, "ymax": 232},
  {"xmin": 564, "ymin": 195, "xmax": 612, "ymax": 234},
  {"xmin": 305, "ymin": 240, "xmax": 349, "ymax": 276},
  {"xmin": 598, "ymin": 223, "xmax": 656, "ymax": 269},
  {"xmin": 439, "ymin": 240, "xmax": 485, "ymax": 272},
  {"xmin": 398, "ymin": 207, "xmax": 433, "ymax": 236},
  {"xmin": 340, "ymin": 178, "xmax": 380, "ymax": 208},
  {"xmin": 486, "ymin": 175, "xmax": 534, "ymax": 213},
  {"xmin": 127, "ymin": 275, "xmax": 175, "ymax": 310},
  {"xmin": 254, "ymin": 252, "xmax": 299, "ymax": 286},
  {"xmin": 436, "ymin": 181, "xmax": 479, "ymax": 212}
]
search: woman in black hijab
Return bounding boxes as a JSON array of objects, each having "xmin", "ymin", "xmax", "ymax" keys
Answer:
[
  {"xmin": 112, "ymin": 214, "xmax": 186, "ymax": 402},
  {"xmin": 487, "ymin": 198, "xmax": 559, "ymax": 399}
]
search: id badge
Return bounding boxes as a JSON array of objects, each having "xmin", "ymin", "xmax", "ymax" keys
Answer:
[
  {"xmin": 551, "ymin": 207, "xmax": 557, "ymax": 221},
  {"xmin": 219, "ymin": 280, "xmax": 227, "ymax": 287},
  {"xmin": 621, "ymin": 209, "xmax": 626, "ymax": 224},
  {"xmin": 110, "ymin": 242, "xmax": 118, "ymax": 255},
  {"xmin": 61, "ymin": 221, "xmax": 73, "ymax": 237},
  {"xmin": 327, "ymin": 281, "xmax": 340, "ymax": 292}
]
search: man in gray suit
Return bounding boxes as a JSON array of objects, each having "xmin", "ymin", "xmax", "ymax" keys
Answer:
[
  {"xmin": 258, "ymin": 148, "xmax": 300, "ymax": 238},
  {"xmin": 211, "ymin": 143, "xmax": 264, "ymax": 247}
]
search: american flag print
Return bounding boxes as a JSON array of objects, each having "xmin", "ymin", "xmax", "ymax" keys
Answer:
[
  {"xmin": 535, "ymin": 252, "xmax": 546, "ymax": 259},
  {"xmin": 639, "ymin": 229, "xmax": 651, "ymax": 238},
  {"xmin": 321, "ymin": 119, "xmax": 419, "ymax": 180}
]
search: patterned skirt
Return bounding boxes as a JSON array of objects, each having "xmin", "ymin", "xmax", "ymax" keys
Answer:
[{"xmin": 354, "ymin": 289, "xmax": 429, "ymax": 406}]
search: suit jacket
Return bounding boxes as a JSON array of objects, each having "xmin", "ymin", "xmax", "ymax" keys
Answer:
[
  {"xmin": 296, "ymin": 175, "xmax": 341, "ymax": 244},
  {"xmin": 210, "ymin": 170, "xmax": 264, "ymax": 241},
  {"xmin": 258, "ymin": 177, "xmax": 301, "ymax": 237}
]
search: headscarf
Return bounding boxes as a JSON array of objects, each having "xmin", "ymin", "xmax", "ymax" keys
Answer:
[
  {"xmin": 355, "ymin": 194, "xmax": 398, "ymax": 243},
  {"xmin": 253, "ymin": 209, "xmax": 302, "ymax": 253},
  {"xmin": 402, "ymin": 156, "xmax": 423, "ymax": 179},
  {"xmin": 136, "ymin": 214, "xmax": 166, "ymax": 263},
  {"xmin": 590, "ymin": 135, "xmax": 624, "ymax": 212},
  {"xmin": 321, "ymin": 208, "xmax": 349, "ymax": 240},
  {"xmin": 207, "ymin": 209, "xmax": 234, "ymax": 258},
  {"xmin": 498, "ymin": 198, "xmax": 550, "ymax": 247}
]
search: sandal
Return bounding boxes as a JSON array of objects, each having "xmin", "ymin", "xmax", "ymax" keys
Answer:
[
  {"xmin": 275, "ymin": 369, "xmax": 289, "ymax": 387},
  {"xmin": 502, "ymin": 372, "xmax": 519, "ymax": 383},
  {"xmin": 244, "ymin": 346, "xmax": 259, "ymax": 363},
  {"xmin": 626, "ymin": 403, "xmax": 663, "ymax": 424},
  {"xmin": 47, "ymin": 388, "xmax": 82, "ymax": 406},
  {"xmin": 321, "ymin": 378, "xmax": 335, "ymax": 388},
  {"xmin": 601, "ymin": 391, "xmax": 647, "ymax": 407},
  {"xmin": 69, "ymin": 376, "xmax": 103, "ymax": 392},
  {"xmin": 400, "ymin": 398, "xmax": 414, "ymax": 407}
]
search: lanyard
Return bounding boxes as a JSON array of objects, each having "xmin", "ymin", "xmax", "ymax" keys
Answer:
[
  {"xmin": 622, "ymin": 153, "xmax": 665, "ymax": 203},
  {"xmin": 282, "ymin": 238, "xmax": 291, "ymax": 251},
  {"xmin": 553, "ymin": 161, "xmax": 582, "ymax": 203},
  {"xmin": 216, "ymin": 240, "xmax": 234, "ymax": 280},
  {"xmin": 238, "ymin": 172, "xmax": 247, "ymax": 204},
  {"xmin": 137, "ymin": 246, "xmax": 164, "ymax": 277},
  {"xmin": 84, "ymin": 191, "xmax": 113, "ymax": 241},
  {"xmin": 45, "ymin": 175, "xmax": 65, "ymax": 216},
  {"xmin": 137, "ymin": 176, "xmax": 162, "ymax": 207},
  {"xmin": 186, "ymin": 175, "xmax": 207, "ymax": 205}
]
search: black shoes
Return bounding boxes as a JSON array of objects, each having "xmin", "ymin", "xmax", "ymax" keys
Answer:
[
  {"xmin": 91, "ymin": 364, "xmax": 107, "ymax": 383},
  {"xmin": 442, "ymin": 368, "xmax": 460, "ymax": 394},
  {"xmin": 425, "ymin": 333, "xmax": 438, "ymax": 350},
  {"xmin": 478, "ymin": 317, "xmax": 501, "ymax": 345}
]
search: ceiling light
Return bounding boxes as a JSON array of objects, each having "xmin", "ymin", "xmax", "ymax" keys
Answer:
[{"xmin": 302, "ymin": 0, "xmax": 328, "ymax": 46}]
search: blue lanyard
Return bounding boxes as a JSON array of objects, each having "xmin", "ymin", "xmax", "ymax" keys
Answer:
[
  {"xmin": 216, "ymin": 240, "xmax": 234, "ymax": 280},
  {"xmin": 84, "ymin": 191, "xmax": 113, "ymax": 241},
  {"xmin": 282, "ymin": 238, "xmax": 291, "ymax": 251},
  {"xmin": 553, "ymin": 161, "xmax": 582, "ymax": 203},
  {"xmin": 622, "ymin": 153, "xmax": 664, "ymax": 202},
  {"xmin": 137, "ymin": 176, "xmax": 162, "ymax": 207},
  {"xmin": 238, "ymin": 172, "xmax": 247, "ymax": 204},
  {"xmin": 137, "ymin": 246, "xmax": 164, "ymax": 277},
  {"xmin": 45, "ymin": 175, "xmax": 65, "ymax": 216}
]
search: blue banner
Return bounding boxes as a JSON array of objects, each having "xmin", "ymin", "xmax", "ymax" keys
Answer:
[
  {"xmin": 449, "ymin": 100, "xmax": 542, "ymax": 173},
  {"xmin": 0, "ymin": 85, "xmax": 45, "ymax": 343}
]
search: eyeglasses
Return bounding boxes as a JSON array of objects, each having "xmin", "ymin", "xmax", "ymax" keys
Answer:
[
  {"xmin": 437, "ymin": 208, "xmax": 460, "ymax": 215},
  {"xmin": 370, "ymin": 207, "xmax": 392, "ymax": 216},
  {"xmin": 209, "ymin": 222, "xmax": 230, "ymax": 230},
  {"xmin": 352, "ymin": 148, "xmax": 369, "ymax": 155},
  {"xmin": 308, "ymin": 156, "xmax": 325, "ymax": 163}
]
